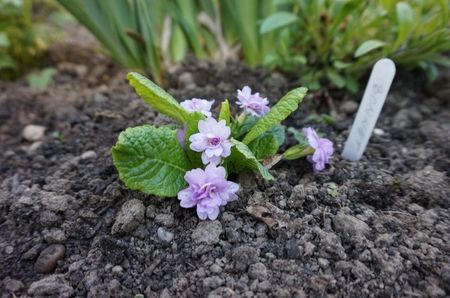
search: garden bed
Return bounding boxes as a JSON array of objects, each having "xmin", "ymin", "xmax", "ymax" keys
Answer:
[{"xmin": 0, "ymin": 47, "xmax": 449, "ymax": 297}]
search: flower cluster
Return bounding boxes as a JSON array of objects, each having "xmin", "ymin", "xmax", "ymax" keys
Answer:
[
  {"xmin": 178, "ymin": 86, "xmax": 271, "ymax": 220},
  {"xmin": 177, "ymin": 87, "xmax": 334, "ymax": 220}
]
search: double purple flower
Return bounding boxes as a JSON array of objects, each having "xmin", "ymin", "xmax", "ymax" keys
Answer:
[
  {"xmin": 180, "ymin": 98, "xmax": 215, "ymax": 117},
  {"xmin": 178, "ymin": 164, "xmax": 239, "ymax": 220},
  {"xmin": 236, "ymin": 86, "xmax": 270, "ymax": 117},
  {"xmin": 189, "ymin": 118, "xmax": 232, "ymax": 165},
  {"xmin": 303, "ymin": 127, "xmax": 333, "ymax": 171}
]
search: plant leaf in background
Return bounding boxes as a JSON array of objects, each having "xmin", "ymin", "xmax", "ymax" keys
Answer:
[
  {"xmin": 26, "ymin": 67, "xmax": 56, "ymax": 90},
  {"xmin": 111, "ymin": 125, "xmax": 190, "ymax": 197},
  {"xmin": 243, "ymin": 87, "xmax": 308, "ymax": 145},
  {"xmin": 260, "ymin": 12, "xmax": 299, "ymax": 34},
  {"xmin": 354, "ymin": 40, "xmax": 387, "ymax": 58},
  {"xmin": 127, "ymin": 72, "xmax": 189, "ymax": 123}
]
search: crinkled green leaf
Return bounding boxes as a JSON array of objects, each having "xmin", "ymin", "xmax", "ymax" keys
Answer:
[
  {"xmin": 219, "ymin": 99, "xmax": 230, "ymax": 125},
  {"xmin": 248, "ymin": 124, "xmax": 285, "ymax": 160},
  {"xmin": 354, "ymin": 40, "xmax": 386, "ymax": 58},
  {"xmin": 242, "ymin": 87, "xmax": 307, "ymax": 145},
  {"xmin": 227, "ymin": 139, "xmax": 274, "ymax": 180},
  {"xmin": 127, "ymin": 72, "xmax": 189, "ymax": 123},
  {"xmin": 184, "ymin": 111, "xmax": 205, "ymax": 168},
  {"xmin": 248, "ymin": 133, "xmax": 278, "ymax": 160},
  {"xmin": 112, "ymin": 125, "xmax": 189, "ymax": 197}
]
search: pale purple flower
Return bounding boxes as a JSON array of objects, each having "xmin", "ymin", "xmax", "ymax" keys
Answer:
[
  {"xmin": 236, "ymin": 86, "xmax": 270, "ymax": 117},
  {"xmin": 189, "ymin": 118, "xmax": 232, "ymax": 165},
  {"xmin": 303, "ymin": 127, "xmax": 333, "ymax": 171},
  {"xmin": 178, "ymin": 164, "xmax": 239, "ymax": 220},
  {"xmin": 180, "ymin": 98, "xmax": 214, "ymax": 117}
]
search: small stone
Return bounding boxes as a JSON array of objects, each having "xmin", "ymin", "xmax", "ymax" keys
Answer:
[
  {"xmin": 232, "ymin": 245, "xmax": 259, "ymax": 271},
  {"xmin": 203, "ymin": 276, "xmax": 224, "ymax": 289},
  {"xmin": 191, "ymin": 221, "xmax": 223, "ymax": 245},
  {"xmin": 155, "ymin": 213, "xmax": 175, "ymax": 227},
  {"xmin": 333, "ymin": 212, "xmax": 371, "ymax": 237},
  {"xmin": 28, "ymin": 274, "xmax": 73, "ymax": 298},
  {"xmin": 112, "ymin": 266, "xmax": 123, "ymax": 274},
  {"xmin": 41, "ymin": 193, "xmax": 71, "ymax": 212},
  {"xmin": 3, "ymin": 277, "xmax": 24, "ymax": 292},
  {"xmin": 5, "ymin": 245, "xmax": 14, "ymax": 254},
  {"xmin": 340, "ymin": 101, "xmax": 358, "ymax": 114},
  {"xmin": 22, "ymin": 124, "xmax": 46, "ymax": 141},
  {"xmin": 318, "ymin": 258, "xmax": 330, "ymax": 269},
  {"xmin": 157, "ymin": 227, "xmax": 174, "ymax": 243},
  {"xmin": 373, "ymin": 128, "xmax": 384, "ymax": 136},
  {"xmin": 80, "ymin": 150, "xmax": 97, "ymax": 160},
  {"xmin": 248, "ymin": 262, "xmax": 268, "ymax": 280},
  {"xmin": 111, "ymin": 199, "xmax": 145, "ymax": 235},
  {"xmin": 210, "ymin": 264, "xmax": 222, "ymax": 274},
  {"xmin": 42, "ymin": 228, "xmax": 66, "ymax": 243},
  {"xmin": 34, "ymin": 244, "xmax": 65, "ymax": 273}
]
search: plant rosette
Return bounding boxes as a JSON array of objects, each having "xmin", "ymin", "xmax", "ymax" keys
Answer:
[{"xmin": 112, "ymin": 72, "xmax": 333, "ymax": 220}]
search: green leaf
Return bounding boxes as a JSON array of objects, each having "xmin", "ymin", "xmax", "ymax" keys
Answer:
[
  {"xmin": 112, "ymin": 125, "xmax": 190, "ymax": 197},
  {"xmin": 219, "ymin": 99, "xmax": 230, "ymax": 125},
  {"xmin": 248, "ymin": 133, "xmax": 277, "ymax": 160},
  {"xmin": 227, "ymin": 139, "xmax": 274, "ymax": 180},
  {"xmin": 232, "ymin": 115, "xmax": 258, "ymax": 140},
  {"xmin": 354, "ymin": 40, "xmax": 386, "ymax": 58},
  {"xmin": 127, "ymin": 72, "xmax": 189, "ymax": 123},
  {"xmin": 394, "ymin": 2, "xmax": 414, "ymax": 49},
  {"xmin": 242, "ymin": 87, "xmax": 308, "ymax": 145},
  {"xmin": 260, "ymin": 12, "xmax": 299, "ymax": 34},
  {"xmin": 0, "ymin": 33, "xmax": 10, "ymax": 47},
  {"xmin": 184, "ymin": 112, "xmax": 205, "ymax": 168},
  {"xmin": 326, "ymin": 70, "xmax": 346, "ymax": 88},
  {"xmin": 288, "ymin": 127, "xmax": 307, "ymax": 145},
  {"xmin": 248, "ymin": 124, "xmax": 284, "ymax": 159},
  {"xmin": 27, "ymin": 68, "xmax": 56, "ymax": 90}
]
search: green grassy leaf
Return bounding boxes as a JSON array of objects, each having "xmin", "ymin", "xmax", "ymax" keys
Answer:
[
  {"xmin": 219, "ymin": 99, "xmax": 231, "ymax": 125},
  {"xmin": 354, "ymin": 40, "xmax": 386, "ymax": 58},
  {"xmin": 242, "ymin": 87, "xmax": 308, "ymax": 145},
  {"xmin": 112, "ymin": 125, "xmax": 190, "ymax": 197},
  {"xmin": 260, "ymin": 12, "xmax": 298, "ymax": 34},
  {"xmin": 127, "ymin": 72, "xmax": 189, "ymax": 123},
  {"xmin": 227, "ymin": 139, "xmax": 274, "ymax": 180},
  {"xmin": 394, "ymin": 2, "xmax": 414, "ymax": 50}
]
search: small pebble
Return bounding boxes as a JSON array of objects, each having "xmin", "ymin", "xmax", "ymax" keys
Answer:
[
  {"xmin": 5, "ymin": 245, "xmax": 14, "ymax": 254},
  {"xmin": 157, "ymin": 227, "xmax": 174, "ymax": 243},
  {"xmin": 112, "ymin": 266, "xmax": 123, "ymax": 274},
  {"xmin": 34, "ymin": 244, "xmax": 65, "ymax": 273},
  {"xmin": 373, "ymin": 128, "xmax": 384, "ymax": 136},
  {"xmin": 81, "ymin": 150, "xmax": 97, "ymax": 160},
  {"xmin": 22, "ymin": 125, "xmax": 46, "ymax": 141}
]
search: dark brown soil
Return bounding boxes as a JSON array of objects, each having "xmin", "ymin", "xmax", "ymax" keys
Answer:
[{"xmin": 1, "ymin": 46, "xmax": 449, "ymax": 297}]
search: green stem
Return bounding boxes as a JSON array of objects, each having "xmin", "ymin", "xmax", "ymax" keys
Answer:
[{"xmin": 283, "ymin": 145, "xmax": 315, "ymax": 160}]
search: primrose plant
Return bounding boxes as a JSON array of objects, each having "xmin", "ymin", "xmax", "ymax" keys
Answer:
[{"xmin": 112, "ymin": 73, "xmax": 333, "ymax": 220}]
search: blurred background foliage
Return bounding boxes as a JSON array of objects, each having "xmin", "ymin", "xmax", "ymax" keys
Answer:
[
  {"xmin": 0, "ymin": 0, "xmax": 67, "ymax": 80},
  {"xmin": 2, "ymin": 0, "xmax": 449, "ymax": 91}
]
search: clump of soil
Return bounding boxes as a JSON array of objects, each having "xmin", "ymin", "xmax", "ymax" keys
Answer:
[{"xmin": 0, "ymin": 49, "xmax": 449, "ymax": 297}]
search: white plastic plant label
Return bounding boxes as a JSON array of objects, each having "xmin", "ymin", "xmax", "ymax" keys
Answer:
[{"xmin": 342, "ymin": 58, "xmax": 396, "ymax": 161}]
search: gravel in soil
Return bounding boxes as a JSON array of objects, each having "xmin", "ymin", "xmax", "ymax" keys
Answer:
[{"xmin": 0, "ymin": 52, "xmax": 450, "ymax": 297}]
